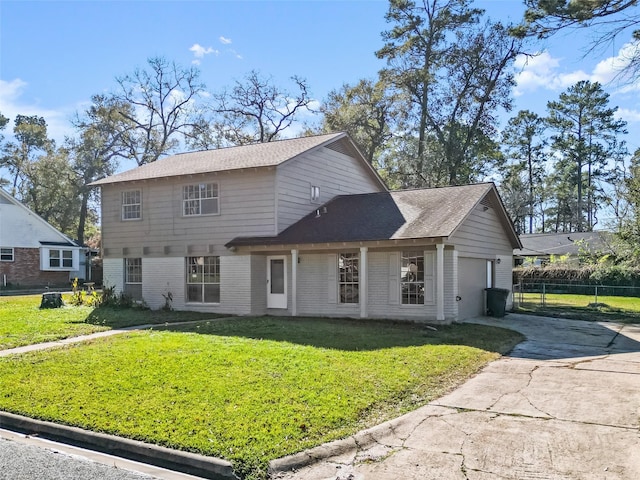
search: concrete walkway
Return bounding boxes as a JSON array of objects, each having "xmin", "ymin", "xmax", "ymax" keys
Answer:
[
  {"xmin": 0, "ymin": 318, "xmax": 236, "ymax": 358},
  {"xmin": 271, "ymin": 314, "xmax": 640, "ymax": 479}
]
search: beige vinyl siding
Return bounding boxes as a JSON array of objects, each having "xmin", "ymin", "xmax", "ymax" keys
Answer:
[
  {"xmin": 495, "ymin": 254, "xmax": 514, "ymax": 309},
  {"xmin": 448, "ymin": 205, "xmax": 514, "ymax": 257},
  {"xmin": 368, "ymin": 250, "xmax": 451, "ymax": 323},
  {"xmin": 448, "ymin": 204, "xmax": 515, "ymax": 315},
  {"xmin": 250, "ymin": 254, "xmax": 267, "ymax": 315},
  {"xmin": 296, "ymin": 253, "xmax": 359, "ymax": 317},
  {"xmin": 295, "ymin": 249, "xmax": 453, "ymax": 323},
  {"xmin": 100, "ymin": 169, "xmax": 276, "ymax": 257},
  {"xmin": 276, "ymin": 146, "xmax": 384, "ymax": 232}
]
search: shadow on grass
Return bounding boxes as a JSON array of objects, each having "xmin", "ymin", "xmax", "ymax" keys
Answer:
[
  {"xmin": 84, "ymin": 307, "xmax": 229, "ymax": 329},
  {"xmin": 152, "ymin": 316, "xmax": 524, "ymax": 353}
]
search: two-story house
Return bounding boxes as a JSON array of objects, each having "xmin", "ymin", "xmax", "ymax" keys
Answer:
[
  {"xmin": 91, "ymin": 132, "xmax": 521, "ymax": 323},
  {"xmin": 0, "ymin": 188, "xmax": 86, "ymax": 287}
]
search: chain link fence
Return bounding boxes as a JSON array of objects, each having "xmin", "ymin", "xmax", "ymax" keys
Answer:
[{"xmin": 513, "ymin": 282, "xmax": 640, "ymax": 309}]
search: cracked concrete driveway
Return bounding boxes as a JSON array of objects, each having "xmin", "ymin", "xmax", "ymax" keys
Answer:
[{"xmin": 271, "ymin": 314, "xmax": 640, "ymax": 480}]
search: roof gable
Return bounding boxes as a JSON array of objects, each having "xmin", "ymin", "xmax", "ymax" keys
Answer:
[
  {"xmin": 227, "ymin": 183, "xmax": 521, "ymax": 249},
  {"xmin": 0, "ymin": 188, "xmax": 79, "ymax": 247},
  {"xmin": 90, "ymin": 132, "xmax": 384, "ymax": 188}
]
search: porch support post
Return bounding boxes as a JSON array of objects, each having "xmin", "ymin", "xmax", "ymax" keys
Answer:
[
  {"xmin": 291, "ymin": 249, "xmax": 298, "ymax": 316},
  {"xmin": 436, "ymin": 243, "xmax": 445, "ymax": 321},
  {"xmin": 360, "ymin": 246, "xmax": 368, "ymax": 318},
  {"xmin": 452, "ymin": 249, "xmax": 459, "ymax": 321}
]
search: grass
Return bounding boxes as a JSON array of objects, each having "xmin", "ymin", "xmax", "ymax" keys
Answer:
[
  {"xmin": 0, "ymin": 294, "xmax": 228, "ymax": 350},
  {"xmin": 0, "ymin": 295, "xmax": 106, "ymax": 350},
  {"xmin": 0, "ymin": 316, "xmax": 523, "ymax": 479},
  {"xmin": 516, "ymin": 292, "xmax": 640, "ymax": 323}
]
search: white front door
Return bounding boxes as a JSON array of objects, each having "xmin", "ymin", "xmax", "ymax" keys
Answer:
[{"xmin": 267, "ymin": 256, "xmax": 287, "ymax": 309}]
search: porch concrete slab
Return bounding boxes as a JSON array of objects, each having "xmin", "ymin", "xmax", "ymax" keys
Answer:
[{"xmin": 272, "ymin": 314, "xmax": 640, "ymax": 480}]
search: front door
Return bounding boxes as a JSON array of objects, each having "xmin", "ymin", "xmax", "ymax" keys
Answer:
[{"xmin": 267, "ymin": 256, "xmax": 287, "ymax": 309}]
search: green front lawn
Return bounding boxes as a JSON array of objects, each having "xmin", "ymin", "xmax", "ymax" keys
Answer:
[
  {"xmin": 0, "ymin": 316, "xmax": 523, "ymax": 479},
  {"xmin": 0, "ymin": 295, "xmax": 223, "ymax": 350},
  {"xmin": 0, "ymin": 295, "xmax": 106, "ymax": 349},
  {"xmin": 516, "ymin": 292, "xmax": 640, "ymax": 323}
]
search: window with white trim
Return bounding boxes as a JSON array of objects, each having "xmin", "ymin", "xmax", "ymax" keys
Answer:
[
  {"xmin": 401, "ymin": 251, "xmax": 424, "ymax": 304},
  {"xmin": 0, "ymin": 248, "xmax": 14, "ymax": 262},
  {"xmin": 49, "ymin": 249, "xmax": 74, "ymax": 269},
  {"xmin": 183, "ymin": 183, "xmax": 219, "ymax": 216},
  {"xmin": 338, "ymin": 252, "xmax": 359, "ymax": 303},
  {"xmin": 186, "ymin": 256, "xmax": 220, "ymax": 303},
  {"xmin": 125, "ymin": 258, "xmax": 142, "ymax": 284},
  {"xmin": 122, "ymin": 190, "xmax": 141, "ymax": 220}
]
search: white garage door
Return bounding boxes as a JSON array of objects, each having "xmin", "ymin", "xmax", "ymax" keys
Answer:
[{"xmin": 458, "ymin": 257, "xmax": 488, "ymax": 320}]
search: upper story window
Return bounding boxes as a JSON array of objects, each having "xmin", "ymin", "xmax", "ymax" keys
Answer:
[
  {"xmin": 183, "ymin": 183, "xmax": 219, "ymax": 216},
  {"xmin": 0, "ymin": 247, "xmax": 14, "ymax": 262},
  {"xmin": 401, "ymin": 251, "xmax": 424, "ymax": 305},
  {"xmin": 339, "ymin": 252, "xmax": 359, "ymax": 304},
  {"xmin": 49, "ymin": 249, "xmax": 74, "ymax": 269},
  {"xmin": 122, "ymin": 190, "xmax": 141, "ymax": 220},
  {"xmin": 311, "ymin": 185, "xmax": 321, "ymax": 203}
]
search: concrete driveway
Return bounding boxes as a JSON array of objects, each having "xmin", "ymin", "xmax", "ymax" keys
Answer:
[{"xmin": 272, "ymin": 314, "xmax": 640, "ymax": 480}]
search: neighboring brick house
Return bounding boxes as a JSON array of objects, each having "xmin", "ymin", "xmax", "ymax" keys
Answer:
[
  {"xmin": 91, "ymin": 132, "xmax": 521, "ymax": 322},
  {"xmin": 0, "ymin": 188, "xmax": 85, "ymax": 288}
]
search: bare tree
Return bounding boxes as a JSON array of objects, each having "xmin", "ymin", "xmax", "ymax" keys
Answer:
[
  {"xmin": 112, "ymin": 56, "xmax": 206, "ymax": 165},
  {"xmin": 200, "ymin": 70, "xmax": 314, "ymax": 146}
]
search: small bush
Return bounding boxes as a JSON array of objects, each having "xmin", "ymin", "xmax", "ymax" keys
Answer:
[{"xmin": 98, "ymin": 285, "xmax": 134, "ymax": 309}]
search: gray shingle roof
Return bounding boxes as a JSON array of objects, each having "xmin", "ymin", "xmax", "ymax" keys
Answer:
[
  {"xmin": 91, "ymin": 132, "xmax": 347, "ymax": 186},
  {"xmin": 227, "ymin": 183, "xmax": 521, "ymax": 248},
  {"xmin": 516, "ymin": 231, "xmax": 612, "ymax": 257}
]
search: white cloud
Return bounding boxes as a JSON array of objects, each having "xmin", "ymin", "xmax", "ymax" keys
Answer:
[
  {"xmin": 189, "ymin": 43, "xmax": 218, "ymax": 63},
  {"xmin": 513, "ymin": 51, "xmax": 591, "ymax": 95},
  {"xmin": 219, "ymin": 36, "xmax": 232, "ymax": 45},
  {"xmin": 514, "ymin": 41, "xmax": 640, "ymax": 96},
  {"xmin": 592, "ymin": 41, "xmax": 640, "ymax": 92},
  {"xmin": 615, "ymin": 107, "xmax": 640, "ymax": 122},
  {"xmin": 229, "ymin": 49, "xmax": 243, "ymax": 60},
  {"xmin": 0, "ymin": 78, "xmax": 73, "ymax": 144}
]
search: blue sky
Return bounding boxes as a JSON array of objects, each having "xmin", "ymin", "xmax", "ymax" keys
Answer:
[{"xmin": 2, "ymin": 0, "xmax": 640, "ymax": 154}]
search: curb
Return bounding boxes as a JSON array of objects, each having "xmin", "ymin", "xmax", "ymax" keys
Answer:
[
  {"xmin": 0, "ymin": 411, "xmax": 238, "ymax": 480},
  {"xmin": 268, "ymin": 406, "xmax": 424, "ymax": 474}
]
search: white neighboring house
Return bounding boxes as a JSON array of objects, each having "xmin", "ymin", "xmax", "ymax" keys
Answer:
[
  {"xmin": 91, "ymin": 132, "xmax": 521, "ymax": 323},
  {"xmin": 0, "ymin": 188, "xmax": 85, "ymax": 288}
]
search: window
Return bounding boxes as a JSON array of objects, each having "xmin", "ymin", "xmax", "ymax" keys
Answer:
[
  {"xmin": 339, "ymin": 252, "xmax": 359, "ymax": 303},
  {"xmin": 49, "ymin": 249, "xmax": 73, "ymax": 269},
  {"xmin": 122, "ymin": 190, "xmax": 141, "ymax": 220},
  {"xmin": 310, "ymin": 185, "xmax": 321, "ymax": 203},
  {"xmin": 183, "ymin": 183, "xmax": 219, "ymax": 216},
  {"xmin": 0, "ymin": 248, "xmax": 13, "ymax": 262},
  {"xmin": 401, "ymin": 251, "xmax": 424, "ymax": 304},
  {"xmin": 125, "ymin": 258, "xmax": 142, "ymax": 284},
  {"xmin": 186, "ymin": 256, "xmax": 220, "ymax": 303}
]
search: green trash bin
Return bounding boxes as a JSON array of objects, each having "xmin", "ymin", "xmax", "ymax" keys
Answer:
[{"xmin": 485, "ymin": 288, "xmax": 510, "ymax": 317}]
